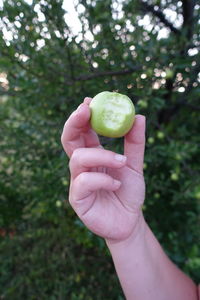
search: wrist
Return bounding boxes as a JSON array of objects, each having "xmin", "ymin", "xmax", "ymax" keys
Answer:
[{"xmin": 105, "ymin": 213, "xmax": 147, "ymax": 250}]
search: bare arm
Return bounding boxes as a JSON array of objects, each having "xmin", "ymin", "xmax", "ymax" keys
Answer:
[
  {"xmin": 61, "ymin": 97, "xmax": 198, "ymax": 300},
  {"xmin": 106, "ymin": 216, "xmax": 198, "ymax": 300}
]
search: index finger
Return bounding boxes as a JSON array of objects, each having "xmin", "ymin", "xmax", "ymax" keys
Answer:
[{"xmin": 61, "ymin": 99, "xmax": 100, "ymax": 157}]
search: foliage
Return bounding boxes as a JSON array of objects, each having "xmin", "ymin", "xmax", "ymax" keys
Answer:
[
  {"xmin": 0, "ymin": 217, "xmax": 123, "ymax": 299},
  {"xmin": 0, "ymin": 0, "xmax": 200, "ymax": 298}
]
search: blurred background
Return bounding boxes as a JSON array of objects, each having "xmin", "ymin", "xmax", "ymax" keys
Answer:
[{"xmin": 0, "ymin": 0, "xmax": 200, "ymax": 299}]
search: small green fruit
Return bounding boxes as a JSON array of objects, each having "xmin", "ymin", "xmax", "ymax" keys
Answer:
[
  {"xmin": 154, "ymin": 192, "xmax": 160, "ymax": 199},
  {"xmin": 195, "ymin": 192, "xmax": 200, "ymax": 200},
  {"xmin": 89, "ymin": 91, "xmax": 135, "ymax": 138},
  {"xmin": 171, "ymin": 173, "xmax": 179, "ymax": 181},
  {"xmin": 148, "ymin": 137, "xmax": 155, "ymax": 144},
  {"xmin": 146, "ymin": 68, "xmax": 153, "ymax": 77},
  {"xmin": 56, "ymin": 200, "xmax": 62, "ymax": 207},
  {"xmin": 157, "ymin": 131, "xmax": 164, "ymax": 139},
  {"xmin": 138, "ymin": 100, "xmax": 148, "ymax": 109},
  {"xmin": 175, "ymin": 153, "xmax": 182, "ymax": 161},
  {"xmin": 143, "ymin": 162, "xmax": 147, "ymax": 170},
  {"xmin": 165, "ymin": 69, "xmax": 174, "ymax": 79}
]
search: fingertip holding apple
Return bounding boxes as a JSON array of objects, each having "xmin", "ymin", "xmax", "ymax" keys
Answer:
[{"xmin": 89, "ymin": 91, "xmax": 135, "ymax": 138}]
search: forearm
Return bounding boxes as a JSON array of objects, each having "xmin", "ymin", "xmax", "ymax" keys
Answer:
[{"xmin": 106, "ymin": 215, "xmax": 198, "ymax": 300}]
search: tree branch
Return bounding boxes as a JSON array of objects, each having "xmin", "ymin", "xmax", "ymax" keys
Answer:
[
  {"xmin": 0, "ymin": 90, "xmax": 15, "ymax": 97},
  {"xmin": 73, "ymin": 66, "xmax": 141, "ymax": 82},
  {"xmin": 182, "ymin": 0, "xmax": 196, "ymax": 40},
  {"xmin": 141, "ymin": 1, "xmax": 180, "ymax": 35}
]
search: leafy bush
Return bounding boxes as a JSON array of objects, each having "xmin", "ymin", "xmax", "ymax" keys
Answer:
[{"xmin": 0, "ymin": 0, "xmax": 199, "ymax": 298}]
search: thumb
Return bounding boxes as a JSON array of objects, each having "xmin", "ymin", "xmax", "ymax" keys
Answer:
[{"xmin": 124, "ymin": 115, "xmax": 146, "ymax": 174}]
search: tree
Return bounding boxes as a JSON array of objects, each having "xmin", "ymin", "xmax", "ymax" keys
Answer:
[{"xmin": 0, "ymin": 0, "xmax": 199, "ymax": 298}]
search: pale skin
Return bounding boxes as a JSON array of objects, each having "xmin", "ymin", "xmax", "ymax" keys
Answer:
[{"xmin": 61, "ymin": 97, "xmax": 198, "ymax": 300}]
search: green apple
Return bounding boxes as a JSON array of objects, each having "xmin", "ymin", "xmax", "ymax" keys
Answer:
[
  {"xmin": 138, "ymin": 99, "xmax": 148, "ymax": 109},
  {"xmin": 148, "ymin": 137, "xmax": 155, "ymax": 144},
  {"xmin": 157, "ymin": 131, "xmax": 164, "ymax": 139},
  {"xmin": 171, "ymin": 173, "xmax": 179, "ymax": 181},
  {"xmin": 55, "ymin": 200, "xmax": 62, "ymax": 207},
  {"xmin": 165, "ymin": 68, "xmax": 174, "ymax": 79},
  {"xmin": 89, "ymin": 91, "xmax": 135, "ymax": 138},
  {"xmin": 195, "ymin": 191, "xmax": 200, "ymax": 200},
  {"xmin": 154, "ymin": 192, "xmax": 160, "ymax": 199}
]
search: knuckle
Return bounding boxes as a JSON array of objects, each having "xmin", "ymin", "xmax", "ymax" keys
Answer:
[
  {"xmin": 77, "ymin": 172, "xmax": 88, "ymax": 186},
  {"xmin": 69, "ymin": 148, "xmax": 84, "ymax": 170},
  {"xmin": 71, "ymin": 148, "xmax": 83, "ymax": 162}
]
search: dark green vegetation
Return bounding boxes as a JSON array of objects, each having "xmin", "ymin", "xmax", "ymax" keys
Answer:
[{"xmin": 0, "ymin": 0, "xmax": 199, "ymax": 298}]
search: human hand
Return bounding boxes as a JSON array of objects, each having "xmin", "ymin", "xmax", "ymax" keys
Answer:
[{"xmin": 61, "ymin": 97, "xmax": 146, "ymax": 242}]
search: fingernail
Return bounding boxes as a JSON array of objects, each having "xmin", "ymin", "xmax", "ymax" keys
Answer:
[
  {"xmin": 114, "ymin": 154, "xmax": 127, "ymax": 163},
  {"xmin": 114, "ymin": 179, "xmax": 121, "ymax": 187},
  {"xmin": 84, "ymin": 97, "xmax": 92, "ymax": 104}
]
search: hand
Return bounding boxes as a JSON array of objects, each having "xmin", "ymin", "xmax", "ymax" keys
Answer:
[{"xmin": 61, "ymin": 97, "xmax": 146, "ymax": 242}]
